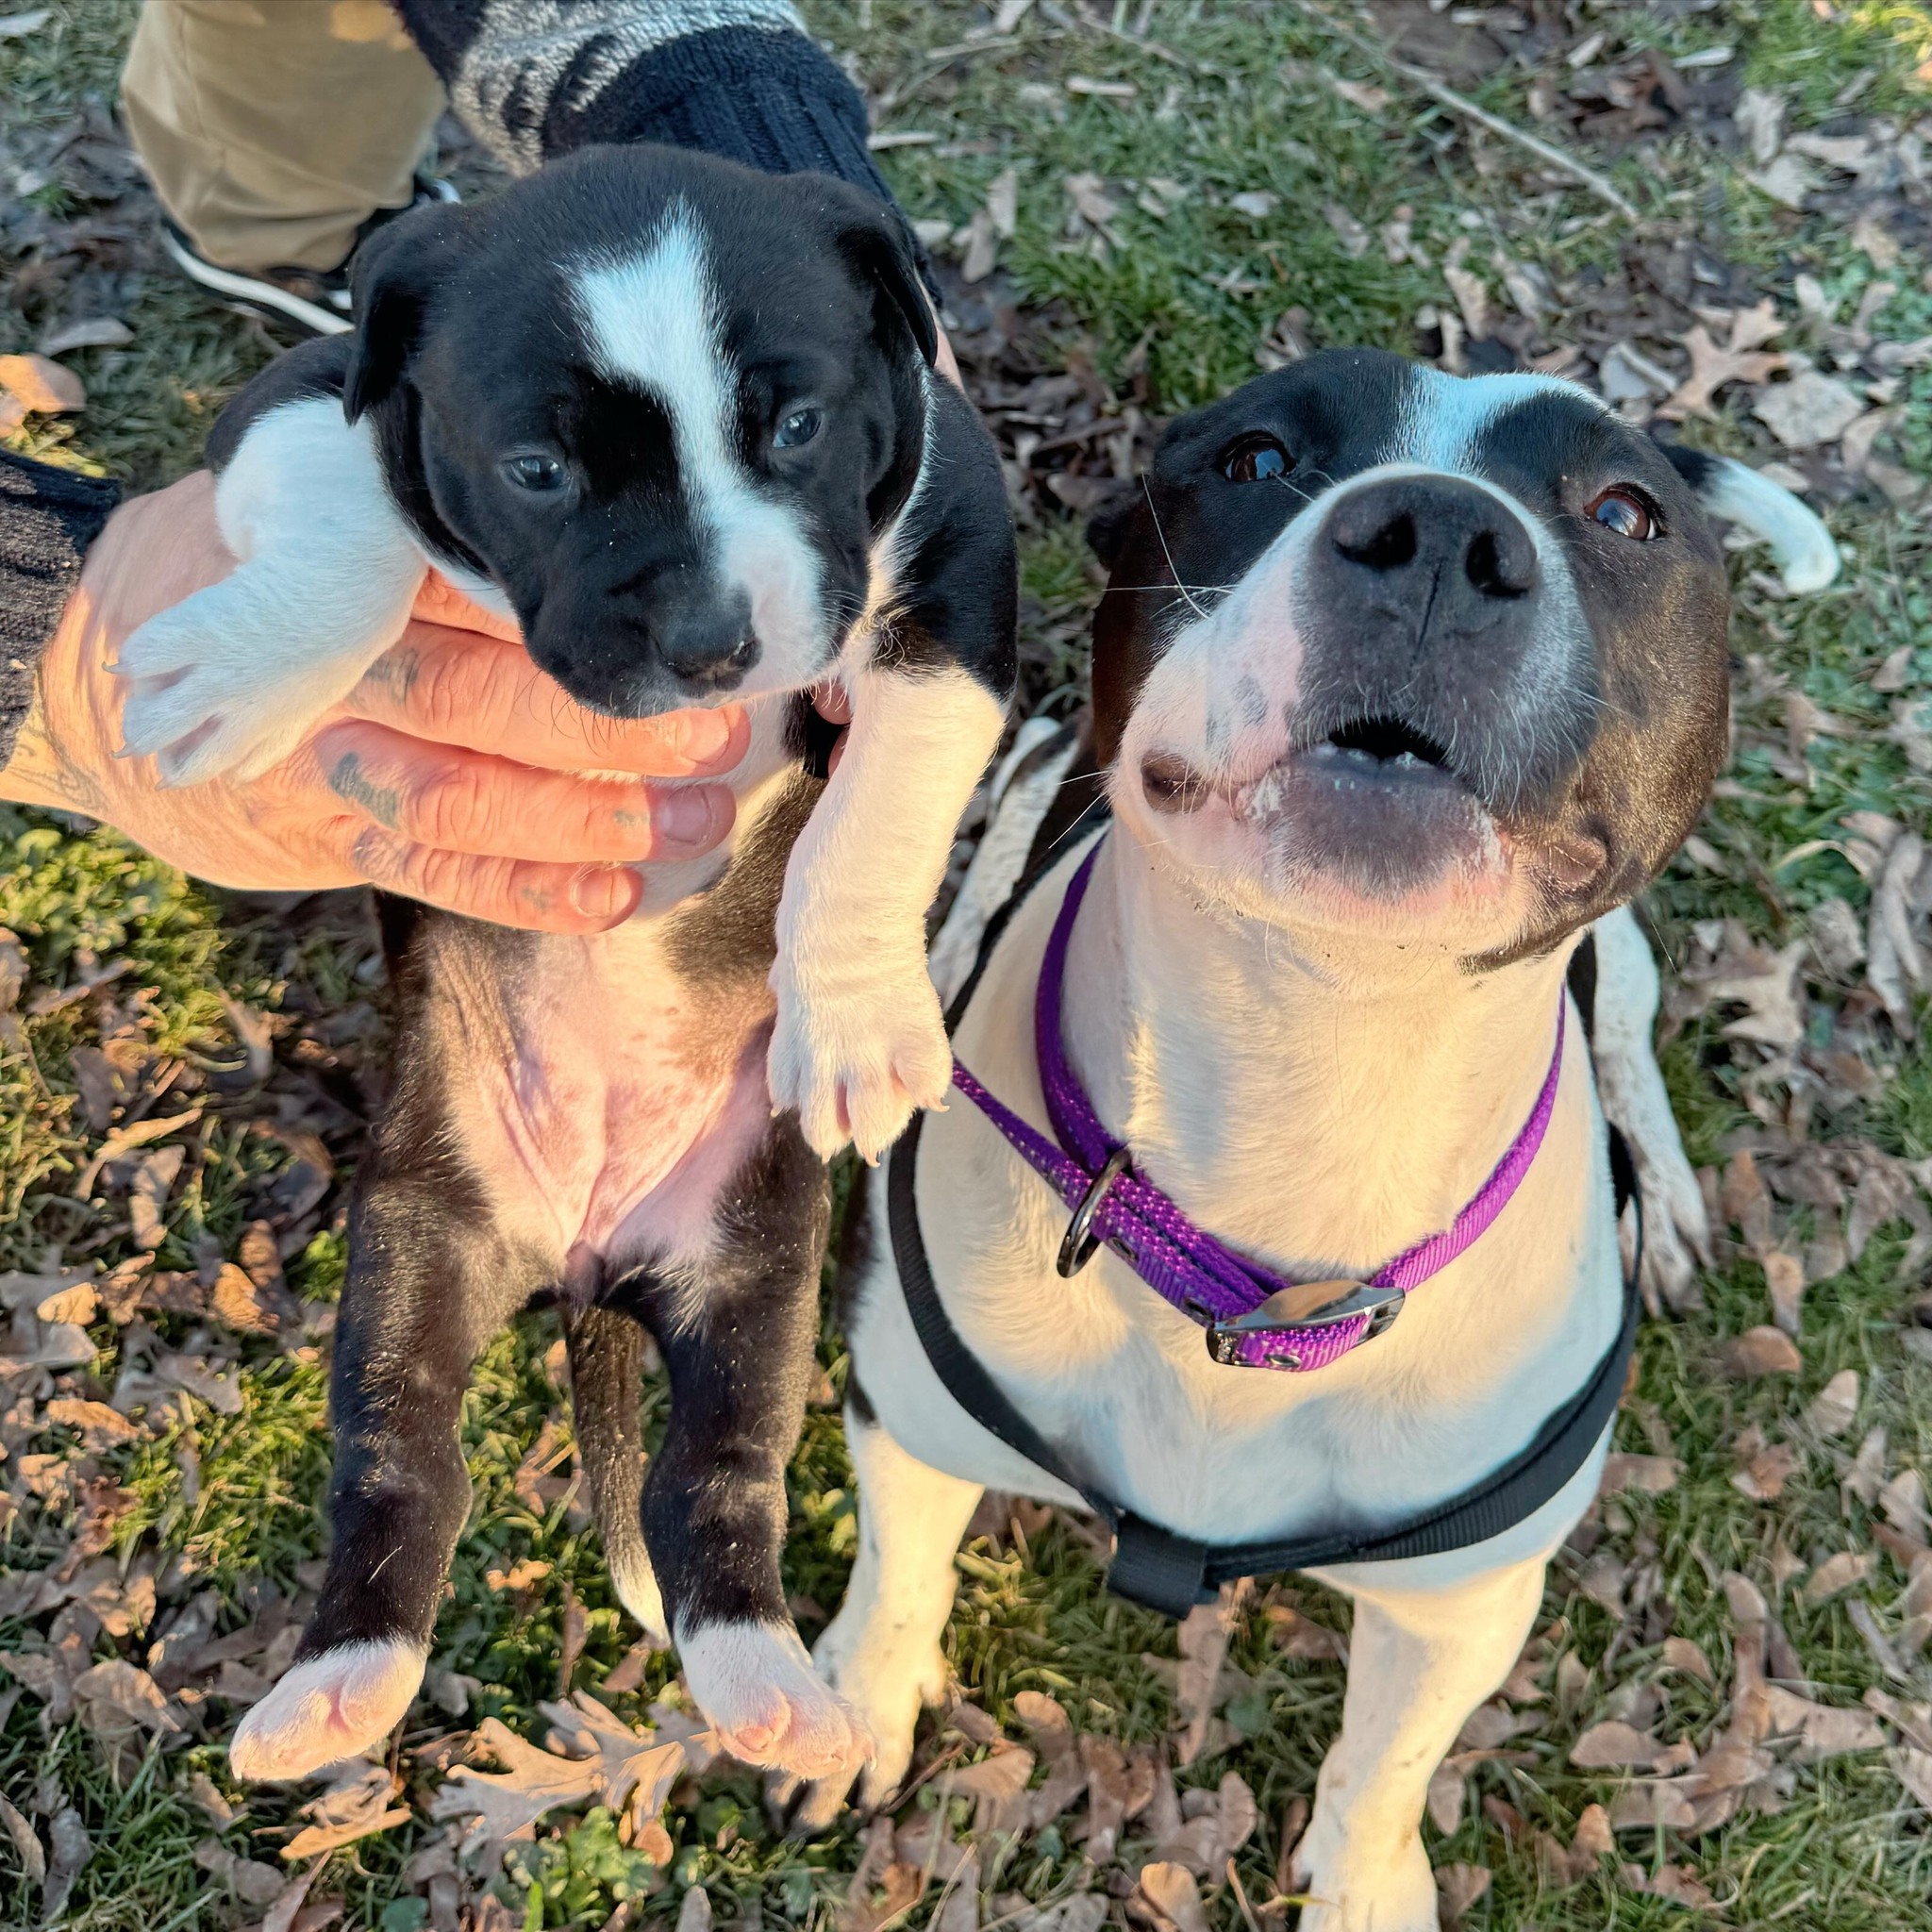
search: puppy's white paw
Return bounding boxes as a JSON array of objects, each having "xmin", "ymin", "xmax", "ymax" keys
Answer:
[
  {"xmin": 115, "ymin": 593, "xmax": 310, "ymax": 785},
  {"xmin": 808, "ymin": 1624, "xmax": 945, "ymax": 1817},
  {"xmin": 228, "ymin": 1639, "xmax": 426, "ymax": 1782},
  {"xmin": 678, "ymin": 1621, "xmax": 874, "ymax": 1783},
  {"xmin": 766, "ymin": 952, "xmax": 951, "ymax": 1163}
]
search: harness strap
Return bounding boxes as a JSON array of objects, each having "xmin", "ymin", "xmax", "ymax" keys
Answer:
[{"xmin": 888, "ymin": 821, "xmax": 1647, "ymax": 1618}]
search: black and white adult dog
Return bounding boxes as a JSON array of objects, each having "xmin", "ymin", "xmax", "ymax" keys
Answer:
[
  {"xmin": 112, "ymin": 146, "xmax": 1016, "ymax": 1782},
  {"xmin": 793, "ymin": 352, "xmax": 1834, "ymax": 1924}
]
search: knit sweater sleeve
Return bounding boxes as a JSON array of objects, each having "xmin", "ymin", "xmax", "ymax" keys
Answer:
[
  {"xmin": 395, "ymin": 2, "xmax": 895, "ymax": 199},
  {"xmin": 0, "ymin": 455, "xmax": 122, "ymax": 769}
]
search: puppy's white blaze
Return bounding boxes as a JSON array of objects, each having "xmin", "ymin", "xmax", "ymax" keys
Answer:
[
  {"xmin": 228, "ymin": 1638, "xmax": 426, "ymax": 1782},
  {"xmin": 570, "ymin": 218, "xmax": 829, "ymax": 690},
  {"xmin": 1695, "ymin": 454, "xmax": 1841, "ymax": 592}
]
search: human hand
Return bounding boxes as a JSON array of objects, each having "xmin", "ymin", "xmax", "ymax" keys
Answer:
[{"xmin": 8, "ymin": 473, "xmax": 747, "ymax": 933}]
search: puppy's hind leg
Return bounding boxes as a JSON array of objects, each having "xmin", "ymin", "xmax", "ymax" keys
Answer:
[
  {"xmin": 783, "ymin": 1403, "xmax": 982, "ymax": 1830},
  {"xmin": 1587, "ymin": 906, "xmax": 1711, "ymax": 1311},
  {"xmin": 1292, "ymin": 1555, "xmax": 1549, "ymax": 1932},
  {"xmin": 230, "ymin": 1145, "xmax": 538, "ymax": 1782},
  {"xmin": 636, "ymin": 1124, "xmax": 869, "ymax": 1784},
  {"xmin": 564, "ymin": 1301, "xmax": 667, "ymax": 1642}
]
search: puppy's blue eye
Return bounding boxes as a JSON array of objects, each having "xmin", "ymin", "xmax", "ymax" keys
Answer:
[
  {"xmin": 503, "ymin": 452, "xmax": 566, "ymax": 491},
  {"xmin": 1223, "ymin": 434, "xmax": 1291, "ymax": 482},
  {"xmin": 774, "ymin": 408, "xmax": 823, "ymax": 449},
  {"xmin": 1589, "ymin": 488, "xmax": 1655, "ymax": 540}
]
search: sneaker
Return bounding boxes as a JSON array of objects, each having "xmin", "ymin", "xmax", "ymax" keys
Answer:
[{"xmin": 160, "ymin": 175, "xmax": 459, "ymax": 340}]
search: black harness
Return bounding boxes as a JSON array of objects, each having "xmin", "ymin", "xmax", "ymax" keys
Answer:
[{"xmin": 887, "ymin": 809, "xmax": 1641, "ymax": 1618}]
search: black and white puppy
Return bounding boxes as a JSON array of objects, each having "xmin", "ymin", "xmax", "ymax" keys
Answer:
[
  {"xmin": 799, "ymin": 353, "xmax": 1834, "ymax": 1926},
  {"xmin": 113, "ymin": 146, "xmax": 1016, "ymax": 1782}
]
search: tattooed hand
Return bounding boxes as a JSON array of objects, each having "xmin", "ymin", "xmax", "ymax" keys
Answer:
[{"xmin": 7, "ymin": 473, "xmax": 743, "ymax": 932}]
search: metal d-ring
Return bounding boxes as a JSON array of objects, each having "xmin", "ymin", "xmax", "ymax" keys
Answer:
[{"xmin": 1057, "ymin": 1144, "xmax": 1134, "ymax": 1277}]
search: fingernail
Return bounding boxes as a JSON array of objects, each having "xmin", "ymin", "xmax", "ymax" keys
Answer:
[
  {"xmin": 654, "ymin": 785, "xmax": 727, "ymax": 852},
  {"xmin": 675, "ymin": 707, "xmax": 740, "ymax": 763},
  {"xmin": 571, "ymin": 864, "xmax": 640, "ymax": 922}
]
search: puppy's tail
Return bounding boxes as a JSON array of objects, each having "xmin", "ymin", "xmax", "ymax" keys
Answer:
[
  {"xmin": 1657, "ymin": 442, "xmax": 1840, "ymax": 595},
  {"xmin": 563, "ymin": 1303, "xmax": 667, "ymax": 1643}
]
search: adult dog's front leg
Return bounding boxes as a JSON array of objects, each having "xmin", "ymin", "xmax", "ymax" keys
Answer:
[
  {"xmin": 637, "ymin": 1124, "xmax": 868, "ymax": 1781},
  {"xmin": 229, "ymin": 1156, "xmax": 535, "ymax": 1781},
  {"xmin": 1294, "ymin": 1557, "xmax": 1547, "ymax": 1932},
  {"xmin": 768, "ymin": 664, "xmax": 1005, "ymax": 1160},
  {"xmin": 1588, "ymin": 906, "xmax": 1711, "ymax": 1310}
]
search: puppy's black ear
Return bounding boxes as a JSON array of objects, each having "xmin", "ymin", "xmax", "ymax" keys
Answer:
[
  {"xmin": 1086, "ymin": 491, "xmax": 1141, "ymax": 568},
  {"xmin": 343, "ymin": 205, "xmax": 461, "ymax": 424},
  {"xmin": 831, "ymin": 197, "xmax": 940, "ymax": 369}
]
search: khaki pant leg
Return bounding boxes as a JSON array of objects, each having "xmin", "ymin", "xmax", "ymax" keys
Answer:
[{"xmin": 121, "ymin": 0, "xmax": 446, "ymax": 273}]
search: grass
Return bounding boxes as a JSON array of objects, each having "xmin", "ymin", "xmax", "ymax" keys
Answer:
[{"xmin": 3, "ymin": 0, "xmax": 1932, "ymax": 1926}]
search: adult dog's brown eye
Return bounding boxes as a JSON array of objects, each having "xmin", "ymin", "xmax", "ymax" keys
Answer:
[
  {"xmin": 1587, "ymin": 488, "xmax": 1655, "ymax": 540},
  {"xmin": 1223, "ymin": 434, "xmax": 1292, "ymax": 482}
]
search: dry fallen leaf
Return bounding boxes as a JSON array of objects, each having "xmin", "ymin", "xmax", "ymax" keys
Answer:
[
  {"xmin": 1753, "ymin": 368, "xmax": 1865, "ymax": 448},
  {"xmin": 1012, "ymin": 1690, "xmax": 1085, "ymax": 1826},
  {"xmin": 1435, "ymin": 1863, "xmax": 1491, "ymax": 1926},
  {"xmin": 1764, "ymin": 1686, "xmax": 1886, "ymax": 1759},
  {"xmin": 1662, "ymin": 314, "xmax": 1787, "ymax": 419},
  {"xmin": 0, "ymin": 351, "xmax": 84, "ymax": 413},
  {"xmin": 1600, "ymin": 1452, "xmax": 1682, "ymax": 1496},
  {"xmin": 538, "ymin": 1691, "xmax": 690, "ymax": 1815},
  {"xmin": 426, "ymin": 1716, "xmax": 604, "ymax": 1853},
  {"xmin": 949, "ymin": 1745, "xmax": 1035, "ymax": 1836},
  {"xmin": 1134, "ymin": 1861, "xmax": 1207, "ymax": 1932},
  {"xmin": 1723, "ymin": 1326, "xmax": 1804, "ymax": 1378},
  {"xmin": 1174, "ymin": 1590, "xmax": 1239, "ymax": 1769},
  {"xmin": 1804, "ymin": 1551, "xmax": 1876, "ymax": 1604},
  {"xmin": 1806, "ymin": 1369, "xmax": 1861, "ymax": 1438},
  {"xmin": 1571, "ymin": 1720, "xmax": 1661, "ymax": 1769},
  {"xmin": 0, "ymin": 1791, "xmax": 43, "ymax": 1885}
]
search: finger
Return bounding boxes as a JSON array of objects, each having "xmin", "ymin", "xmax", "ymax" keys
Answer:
[
  {"xmin": 309, "ymin": 719, "xmax": 735, "ymax": 863},
  {"xmin": 409, "ymin": 571, "xmax": 525, "ymax": 642},
  {"xmin": 346, "ymin": 630, "xmax": 749, "ymax": 778},
  {"xmin": 319, "ymin": 818, "xmax": 644, "ymax": 933}
]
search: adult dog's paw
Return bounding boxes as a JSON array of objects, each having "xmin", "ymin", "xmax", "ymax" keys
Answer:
[
  {"xmin": 678, "ymin": 1622, "xmax": 874, "ymax": 1783},
  {"xmin": 228, "ymin": 1639, "xmax": 426, "ymax": 1782},
  {"xmin": 766, "ymin": 953, "xmax": 951, "ymax": 1163}
]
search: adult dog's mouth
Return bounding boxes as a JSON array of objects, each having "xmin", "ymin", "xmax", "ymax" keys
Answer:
[{"xmin": 1138, "ymin": 710, "xmax": 1501, "ymax": 902}]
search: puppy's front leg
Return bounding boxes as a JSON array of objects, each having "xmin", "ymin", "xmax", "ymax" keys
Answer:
[
  {"xmin": 229, "ymin": 1154, "xmax": 536, "ymax": 1782},
  {"xmin": 637, "ymin": 1122, "xmax": 869, "ymax": 1781},
  {"xmin": 768, "ymin": 664, "xmax": 1005, "ymax": 1160},
  {"xmin": 1292, "ymin": 1556, "xmax": 1548, "ymax": 1932},
  {"xmin": 116, "ymin": 393, "xmax": 425, "ymax": 785}
]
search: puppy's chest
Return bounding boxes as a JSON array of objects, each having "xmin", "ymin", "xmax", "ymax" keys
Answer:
[{"xmin": 431, "ymin": 922, "xmax": 774, "ymax": 1270}]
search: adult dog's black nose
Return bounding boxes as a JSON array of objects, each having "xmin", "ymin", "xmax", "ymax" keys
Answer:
[
  {"xmin": 1324, "ymin": 475, "xmax": 1539, "ymax": 614},
  {"xmin": 656, "ymin": 584, "xmax": 759, "ymax": 690}
]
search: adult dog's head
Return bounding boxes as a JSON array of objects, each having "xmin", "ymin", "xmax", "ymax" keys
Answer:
[
  {"xmin": 1091, "ymin": 350, "xmax": 1830, "ymax": 967},
  {"xmin": 341, "ymin": 144, "xmax": 936, "ymax": 716}
]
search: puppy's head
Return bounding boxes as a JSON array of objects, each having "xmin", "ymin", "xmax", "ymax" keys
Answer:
[
  {"xmin": 1091, "ymin": 349, "xmax": 1758, "ymax": 967},
  {"xmin": 344, "ymin": 145, "xmax": 935, "ymax": 715}
]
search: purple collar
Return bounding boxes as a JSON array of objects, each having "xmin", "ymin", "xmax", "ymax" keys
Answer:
[{"xmin": 951, "ymin": 838, "xmax": 1566, "ymax": 1373}]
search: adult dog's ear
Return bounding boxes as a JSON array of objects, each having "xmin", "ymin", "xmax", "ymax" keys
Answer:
[
  {"xmin": 1652, "ymin": 436, "xmax": 1840, "ymax": 594},
  {"xmin": 343, "ymin": 205, "xmax": 461, "ymax": 424},
  {"xmin": 825, "ymin": 186, "xmax": 939, "ymax": 369},
  {"xmin": 1086, "ymin": 491, "xmax": 1141, "ymax": 570}
]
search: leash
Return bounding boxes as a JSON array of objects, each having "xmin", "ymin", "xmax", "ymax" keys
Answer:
[
  {"xmin": 888, "ymin": 815, "xmax": 1642, "ymax": 1616},
  {"xmin": 953, "ymin": 841, "xmax": 1565, "ymax": 1373}
]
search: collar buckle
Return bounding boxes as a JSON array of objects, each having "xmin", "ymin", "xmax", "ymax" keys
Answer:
[
  {"xmin": 1203, "ymin": 1279, "xmax": 1405, "ymax": 1367},
  {"xmin": 1057, "ymin": 1144, "xmax": 1134, "ymax": 1277}
]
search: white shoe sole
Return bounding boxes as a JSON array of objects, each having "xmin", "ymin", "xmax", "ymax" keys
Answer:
[{"xmin": 162, "ymin": 228, "xmax": 353, "ymax": 338}]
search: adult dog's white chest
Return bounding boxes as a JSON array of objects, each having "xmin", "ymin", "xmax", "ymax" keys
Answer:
[{"xmin": 853, "ymin": 832, "xmax": 1625, "ymax": 1552}]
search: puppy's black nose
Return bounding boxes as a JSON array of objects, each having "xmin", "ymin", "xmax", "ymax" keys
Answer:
[
  {"xmin": 1325, "ymin": 475, "xmax": 1539, "ymax": 607},
  {"xmin": 657, "ymin": 587, "xmax": 760, "ymax": 690}
]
